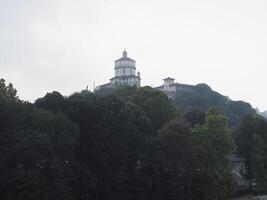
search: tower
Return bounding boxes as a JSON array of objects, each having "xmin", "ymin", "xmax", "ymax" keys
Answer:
[
  {"xmin": 94, "ymin": 50, "xmax": 141, "ymax": 91},
  {"xmin": 110, "ymin": 50, "xmax": 141, "ymax": 87}
]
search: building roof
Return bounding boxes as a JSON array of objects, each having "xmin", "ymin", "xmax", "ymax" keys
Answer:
[
  {"xmin": 96, "ymin": 82, "xmax": 111, "ymax": 88},
  {"xmin": 101, "ymin": 83, "xmax": 111, "ymax": 87},
  {"xmin": 94, "ymin": 82, "xmax": 111, "ymax": 91},
  {"xmin": 163, "ymin": 77, "xmax": 175, "ymax": 81},
  {"xmin": 115, "ymin": 50, "xmax": 135, "ymax": 62}
]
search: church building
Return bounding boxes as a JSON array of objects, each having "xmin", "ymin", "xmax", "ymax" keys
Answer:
[
  {"xmin": 155, "ymin": 77, "xmax": 195, "ymax": 98},
  {"xmin": 94, "ymin": 50, "xmax": 141, "ymax": 91}
]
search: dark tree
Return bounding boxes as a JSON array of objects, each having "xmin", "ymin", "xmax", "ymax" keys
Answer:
[
  {"xmin": 183, "ymin": 107, "xmax": 205, "ymax": 126},
  {"xmin": 235, "ymin": 114, "xmax": 267, "ymax": 191},
  {"xmin": 35, "ymin": 91, "xmax": 66, "ymax": 112}
]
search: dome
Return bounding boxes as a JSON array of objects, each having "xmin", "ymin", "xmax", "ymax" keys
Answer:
[{"xmin": 115, "ymin": 50, "xmax": 135, "ymax": 63}]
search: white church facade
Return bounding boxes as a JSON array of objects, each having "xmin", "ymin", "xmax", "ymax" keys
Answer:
[
  {"xmin": 94, "ymin": 50, "xmax": 141, "ymax": 91},
  {"xmin": 94, "ymin": 50, "xmax": 195, "ymax": 95}
]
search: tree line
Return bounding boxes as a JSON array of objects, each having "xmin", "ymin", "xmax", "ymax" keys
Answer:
[
  {"xmin": 172, "ymin": 83, "xmax": 256, "ymax": 127},
  {"xmin": 0, "ymin": 79, "xmax": 267, "ymax": 200}
]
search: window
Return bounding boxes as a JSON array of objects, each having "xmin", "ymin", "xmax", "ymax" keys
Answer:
[{"xmin": 123, "ymin": 69, "xmax": 125, "ymax": 74}]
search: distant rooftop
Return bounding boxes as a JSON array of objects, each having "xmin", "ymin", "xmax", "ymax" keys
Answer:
[{"xmin": 163, "ymin": 77, "xmax": 175, "ymax": 81}]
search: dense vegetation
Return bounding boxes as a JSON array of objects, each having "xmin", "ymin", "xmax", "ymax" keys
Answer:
[
  {"xmin": 173, "ymin": 83, "xmax": 256, "ymax": 127},
  {"xmin": 0, "ymin": 79, "xmax": 267, "ymax": 200},
  {"xmin": 96, "ymin": 83, "xmax": 256, "ymax": 128},
  {"xmin": 235, "ymin": 115, "xmax": 267, "ymax": 192}
]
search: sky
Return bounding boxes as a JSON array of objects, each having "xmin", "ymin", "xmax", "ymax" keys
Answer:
[{"xmin": 0, "ymin": 0, "xmax": 267, "ymax": 111}]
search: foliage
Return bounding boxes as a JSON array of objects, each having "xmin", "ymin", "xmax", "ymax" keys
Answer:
[
  {"xmin": 157, "ymin": 119, "xmax": 195, "ymax": 200},
  {"xmin": 183, "ymin": 107, "xmax": 205, "ymax": 127},
  {"xmin": 35, "ymin": 91, "xmax": 66, "ymax": 112},
  {"xmin": 235, "ymin": 114, "xmax": 267, "ymax": 192},
  {"xmin": 173, "ymin": 83, "xmax": 256, "ymax": 127},
  {"xmin": 0, "ymin": 78, "xmax": 18, "ymax": 102},
  {"xmin": 0, "ymin": 79, "xmax": 257, "ymax": 200},
  {"xmin": 64, "ymin": 93, "xmax": 154, "ymax": 199},
  {"xmin": 131, "ymin": 86, "xmax": 178, "ymax": 130},
  {"xmin": 152, "ymin": 108, "xmax": 236, "ymax": 200},
  {"xmin": 111, "ymin": 86, "xmax": 178, "ymax": 130},
  {"xmin": 0, "ymin": 80, "xmax": 79, "ymax": 200},
  {"xmin": 192, "ymin": 108, "xmax": 235, "ymax": 199}
]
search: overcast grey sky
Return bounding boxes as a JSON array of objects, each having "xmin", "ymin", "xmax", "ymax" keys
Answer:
[{"xmin": 1, "ymin": 0, "xmax": 267, "ymax": 110}]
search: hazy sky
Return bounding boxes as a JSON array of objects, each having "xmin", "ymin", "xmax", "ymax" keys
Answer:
[{"xmin": 1, "ymin": 0, "xmax": 267, "ymax": 110}]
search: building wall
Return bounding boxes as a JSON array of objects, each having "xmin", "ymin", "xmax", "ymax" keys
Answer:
[
  {"xmin": 115, "ymin": 59, "xmax": 136, "ymax": 76},
  {"xmin": 111, "ymin": 76, "xmax": 140, "ymax": 87},
  {"xmin": 164, "ymin": 79, "xmax": 175, "ymax": 92},
  {"xmin": 158, "ymin": 78, "xmax": 195, "ymax": 95},
  {"xmin": 115, "ymin": 67, "xmax": 136, "ymax": 76}
]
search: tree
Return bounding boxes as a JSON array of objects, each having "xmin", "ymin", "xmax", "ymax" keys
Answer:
[
  {"xmin": 173, "ymin": 83, "xmax": 256, "ymax": 127},
  {"xmin": 0, "ymin": 107, "xmax": 79, "ymax": 200},
  {"xmin": 131, "ymin": 86, "xmax": 178, "ymax": 130},
  {"xmin": 0, "ymin": 78, "xmax": 257, "ymax": 199},
  {"xmin": 65, "ymin": 93, "xmax": 154, "ymax": 200},
  {"xmin": 0, "ymin": 78, "xmax": 18, "ymax": 102},
  {"xmin": 192, "ymin": 108, "xmax": 235, "ymax": 200},
  {"xmin": 35, "ymin": 91, "xmax": 66, "ymax": 113},
  {"xmin": 0, "ymin": 78, "xmax": 80, "ymax": 200},
  {"xmin": 235, "ymin": 114, "xmax": 267, "ymax": 192},
  {"xmin": 183, "ymin": 107, "xmax": 205, "ymax": 127},
  {"xmin": 157, "ymin": 119, "xmax": 195, "ymax": 200}
]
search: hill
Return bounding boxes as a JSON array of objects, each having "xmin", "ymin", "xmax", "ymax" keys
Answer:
[
  {"xmin": 96, "ymin": 83, "xmax": 256, "ymax": 127},
  {"xmin": 259, "ymin": 110, "xmax": 267, "ymax": 119},
  {"xmin": 172, "ymin": 83, "xmax": 256, "ymax": 127}
]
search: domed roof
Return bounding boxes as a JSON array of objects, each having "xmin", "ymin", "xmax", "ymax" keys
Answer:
[{"xmin": 115, "ymin": 50, "xmax": 135, "ymax": 62}]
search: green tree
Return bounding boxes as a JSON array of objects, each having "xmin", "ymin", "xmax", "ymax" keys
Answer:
[
  {"xmin": 192, "ymin": 108, "xmax": 235, "ymax": 199},
  {"xmin": 157, "ymin": 119, "xmax": 195, "ymax": 200},
  {"xmin": 132, "ymin": 86, "xmax": 178, "ymax": 130},
  {"xmin": 0, "ymin": 78, "xmax": 18, "ymax": 102},
  {"xmin": 183, "ymin": 107, "xmax": 205, "ymax": 127},
  {"xmin": 0, "ymin": 79, "xmax": 80, "ymax": 200},
  {"xmin": 35, "ymin": 91, "xmax": 66, "ymax": 113},
  {"xmin": 110, "ymin": 86, "xmax": 179, "ymax": 130},
  {"xmin": 0, "ymin": 108, "xmax": 79, "ymax": 200},
  {"xmin": 235, "ymin": 114, "xmax": 267, "ymax": 192},
  {"xmin": 65, "ymin": 93, "xmax": 154, "ymax": 200},
  {"xmin": 173, "ymin": 83, "xmax": 256, "ymax": 127}
]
